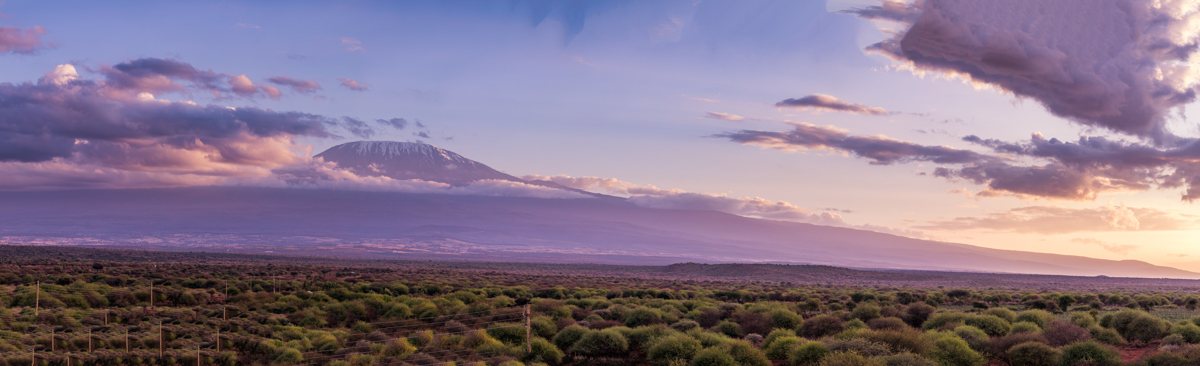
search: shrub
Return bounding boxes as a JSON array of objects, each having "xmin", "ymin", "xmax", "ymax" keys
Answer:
[
  {"xmin": 763, "ymin": 329, "xmax": 799, "ymax": 350},
  {"xmin": 1015, "ymin": 310, "xmax": 1054, "ymax": 329},
  {"xmin": 816, "ymin": 351, "xmax": 885, "ymax": 366},
  {"xmin": 531, "ymin": 317, "xmax": 558, "ymax": 339},
  {"xmin": 552, "ymin": 325, "xmax": 588, "ymax": 350},
  {"xmin": 791, "ymin": 341, "xmax": 831, "ymax": 366},
  {"xmin": 802, "ymin": 315, "xmax": 846, "ymax": 339},
  {"xmin": 523, "ymin": 337, "xmax": 564, "ymax": 365},
  {"xmin": 1088, "ymin": 327, "xmax": 1126, "ymax": 345},
  {"xmin": 692, "ymin": 347, "xmax": 737, "ymax": 366},
  {"xmin": 771, "ymin": 309, "xmax": 805, "ymax": 330},
  {"xmin": 1041, "ymin": 320, "xmax": 1090, "ymax": 347},
  {"xmin": 1069, "ymin": 312, "xmax": 1096, "ymax": 328},
  {"xmin": 1163, "ymin": 333, "xmax": 1186, "ymax": 346},
  {"xmin": 569, "ymin": 329, "xmax": 629, "ymax": 357},
  {"xmin": 852, "ymin": 304, "xmax": 883, "ymax": 322},
  {"xmin": 488, "ymin": 323, "xmax": 527, "ymax": 345},
  {"xmin": 985, "ymin": 308, "xmax": 1018, "ymax": 323},
  {"xmin": 868, "ymin": 317, "xmax": 910, "ymax": 332},
  {"xmin": 713, "ymin": 320, "xmax": 742, "ymax": 338},
  {"xmin": 826, "ymin": 338, "xmax": 892, "ymax": 357},
  {"xmin": 953, "ymin": 326, "xmax": 990, "ymax": 353},
  {"xmin": 1058, "ymin": 341, "xmax": 1120, "ymax": 366},
  {"xmin": 766, "ymin": 336, "xmax": 803, "ymax": 359},
  {"xmin": 1172, "ymin": 321, "xmax": 1200, "ymax": 344},
  {"xmin": 725, "ymin": 339, "xmax": 771, "ymax": 366},
  {"xmin": 928, "ymin": 337, "xmax": 986, "ymax": 366},
  {"xmin": 987, "ymin": 332, "xmax": 1048, "ymax": 359},
  {"xmin": 902, "ymin": 304, "xmax": 936, "ymax": 328},
  {"xmin": 965, "ymin": 315, "xmax": 1011, "ymax": 337},
  {"xmin": 845, "ymin": 319, "xmax": 868, "ymax": 330},
  {"xmin": 922, "ymin": 312, "xmax": 969, "ymax": 331},
  {"xmin": 859, "ymin": 330, "xmax": 932, "ymax": 355},
  {"xmin": 1012, "ymin": 321, "xmax": 1042, "ymax": 333},
  {"xmin": 647, "ymin": 334, "xmax": 702, "ymax": 364},
  {"xmin": 671, "ymin": 320, "xmax": 700, "ymax": 333},
  {"xmin": 625, "ymin": 307, "xmax": 664, "ymax": 327},
  {"xmin": 1125, "ymin": 313, "xmax": 1171, "ymax": 343},
  {"xmin": 879, "ymin": 353, "xmax": 935, "ymax": 366},
  {"xmin": 1007, "ymin": 341, "xmax": 1059, "ymax": 366}
]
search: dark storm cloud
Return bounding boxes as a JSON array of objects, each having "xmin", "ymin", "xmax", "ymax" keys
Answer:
[
  {"xmin": 848, "ymin": 0, "xmax": 1200, "ymax": 141},
  {"xmin": 775, "ymin": 94, "xmax": 891, "ymax": 115}
]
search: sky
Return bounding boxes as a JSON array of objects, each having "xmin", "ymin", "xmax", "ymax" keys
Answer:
[{"xmin": 1, "ymin": 1, "xmax": 1199, "ymax": 270}]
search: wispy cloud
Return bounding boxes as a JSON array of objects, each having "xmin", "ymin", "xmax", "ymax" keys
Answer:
[
  {"xmin": 338, "ymin": 78, "xmax": 368, "ymax": 91},
  {"xmin": 267, "ymin": 76, "xmax": 321, "ymax": 94},
  {"xmin": 775, "ymin": 94, "xmax": 890, "ymax": 115},
  {"xmin": 918, "ymin": 204, "xmax": 1194, "ymax": 234},
  {"xmin": 340, "ymin": 37, "xmax": 363, "ymax": 51},
  {"xmin": 0, "ymin": 24, "xmax": 50, "ymax": 54},
  {"xmin": 703, "ymin": 112, "xmax": 747, "ymax": 122},
  {"xmin": 1071, "ymin": 238, "xmax": 1138, "ymax": 256}
]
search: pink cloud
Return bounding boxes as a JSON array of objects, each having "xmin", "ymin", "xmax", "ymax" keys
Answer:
[
  {"xmin": 338, "ymin": 78, "xmax": 369, "ymax": 91},
  {"xmin": 0, "ymin": 25, "xmax": 48, "ymax": 54}
]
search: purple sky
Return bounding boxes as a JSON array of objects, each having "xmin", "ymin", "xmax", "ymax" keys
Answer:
[{"xmin": 1, "ymin": 0, "xmax": 1199, "ymax": 270}]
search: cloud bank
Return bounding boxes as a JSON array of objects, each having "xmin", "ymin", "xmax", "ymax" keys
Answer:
[
  {"xmin": 847, "ymin": 0, "xmax": 1200, "ymax": 141},
  {"xmin": 918, "ymin": 203, "xmax": 1195, "ymax": 234},
  {"xmin": 522, "ymin": 174, "xmax": 846, "ymax": 225},
  {"xmin": 775, "ymin": 94, "xmax": 891, "ymax": 115},
  {"xmin": 0, "ymin": 25, "xmax": 48, "ymax": 54}
]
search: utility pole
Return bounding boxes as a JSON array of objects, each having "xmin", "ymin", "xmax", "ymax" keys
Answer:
[
  {"xmin": 34, "ymin": 281, "xmax": 40, "ymax": 317},
  {"xmin": 150, "ymin": 281, "xmax": 154, "ymax": 308},
  {"xmin": 525, "ymin": 304, "xmax": 532, "ymax": 354},
  {"xmin": 125, "ymin": 329, "xmax": 130, "ymax": 352},
  {"xmin": 216, "ymin": 328, "xmax": 220, "ymax": 353},
  {"xmin": 51, "ymin": 328, "xmax": 54, "ymax": 352},
  {"xmin": 197, "ymin": 345, "xmax": 201, "ymax": 366},
  {"xmin": 159, "ymin": 321, "xmax": 164, "ymax": 358}
]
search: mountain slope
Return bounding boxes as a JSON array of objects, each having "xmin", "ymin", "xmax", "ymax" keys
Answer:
[{"xmin": 0, "ymin": 186, "xmax": 1194, "ymax": 279}]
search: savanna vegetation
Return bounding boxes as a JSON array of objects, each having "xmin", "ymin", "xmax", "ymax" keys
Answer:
[{"xmin": 2, "ymin": 246, "xmax": 1200, "ymax": 366}]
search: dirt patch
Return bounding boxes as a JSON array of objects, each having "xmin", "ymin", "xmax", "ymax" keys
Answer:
[{"xmin": 1117, "ymin": 343, "xmax": 1159, "ymax": 363}]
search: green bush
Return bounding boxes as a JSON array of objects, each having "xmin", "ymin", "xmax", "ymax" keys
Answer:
[
  {"xmin": 569, "ymin": 329, "xmax": 629, "ymax": 357},
  {"xmin": 692, "ymin": 347, "xmax": 737, "ymax": 366},
  {"xmin": 922, "ymin": 313, "xmax": 969, "ymax": 331},
  {"xmin": 1007, "ymin": 341, "xmax": 1059, "ymax": 366},
  {"xmin": 826, "ymin": 338, "xmax": 893, "ymax": 357},
  {"xmin": 1068, "ymin": 312, "xmax": 1096, "ymax": 328},
  {"xmin": 859, "ymin": 329, "xmax": 932, "ymax": 355},
  {"xmin": 1011, "ymin": 321, "xmax": 1042, "ymax": 334},
  {"xmin": 625, "ymin": 307, "xmax": 664, "ymax": 327},
  {"xmin": 764, "ymin": 329, "xmax": 799, "ymax": 350},
  {"xmin": 713, "ymin": 320, "xmax": 742, "ymax": 338},
  {"xmin": 953, "ymin": 326, "xmax": 990, "ymax": 353},
  {"xmin": 725, "ymin": 339, "xmax": 771, "ymax": 366},
  {"xmin": 671, "ymin": 320, "xmax": 700, "ymax": 332},
  {"xmin": 1173, "ymin": 322, "xmax": 1200, "ymax": 344},
  {"xmin": 771, "ymin": 309, "xmax": 805, "ymax": 330},
  {"xmin": 879, "ymin": 353, "xmax": 935, "ymax": 366},
  {"xmin": 984, "ymin": 308, "xmax": 1017, "ymax": 323},
  {"xmin": 928, "ymin": 336, "xmax": 986, "ymax": 366},
  {"xmin": 1108, "ymin": 308, "xmax": 1169, "ymax": 343},
  {"xmin": 648, "ymin": 334, "xmax": 703, "ymax": 364},
  {"xmin": 766, "ymin": 336, "xmax": 804, "ymax": 359},
  {"xmin": 531, "ymin": 316, "xmax": 558, "ymax": 339},
  {"xmin": 815, "ymin": 351, "xmax": 885, "ymax": 366},
  {"xmin": 965, "ymin": 315, "xmax": 1011, "ymax": 337},
  {"xmin": 791, "ymin": 341, "xmax": 831, "ymax": 366},
  {"xmin": 488, "ymin": 323, "xmax": 528, "ymax": 345},
  {"xmin": 1088, "ymin": 326, "xmax": 1126, "ymax": 345},
  {"xmin": 552, "ymin": 325, "xmax": 589, "ymax": 350},
  {"xmin": 524, "ymin": 337, "xmax": 564, "ymax": 365},
  {"xmin": 1058, "ymin": 341, "xmax": 1120, "ymax": 366},
  {"xmin": 852, "ymin": 304, "xmax": 882, "ymax": 322},
  {"xmin": 868, "ymin": 317, "xmax": 910, "ymax": 332},
  {"xmin": 1015, "ymin": 310, "xmax": 1053, "ymax": 329}
]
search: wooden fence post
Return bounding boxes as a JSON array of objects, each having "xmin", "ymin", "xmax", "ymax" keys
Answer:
[
  {"xmin": 525, "ymin": 304, "xmax": 532, "ymax": 354},
  {"xmin": 34, "ymin": 281, "xmax": 40, "ymax": 317}
]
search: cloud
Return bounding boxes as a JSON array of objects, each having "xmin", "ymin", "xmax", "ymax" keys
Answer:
[
  {"xmin": 267, "ymin": 76, "xmax": 321, "ymax": 94},
  {"xmin": 917, "ymin": 203, "xmax": 1195, "ymax": 234},
  {"xmin": 703, "ymin": 112, "xmax": 746, "ymax": 121},
  {"xmin": 340, "ymin": 37, "xmax": 364, "ymax": 51},
  {"xmin": 337, "ymin": 117, "xmax": 375, "ymax": 139},
  {"xmin": 775, "ymin": 94, "xmax": 891, "ymax": 115},
  {"xmin": 99, "ymin": 58, "xmax": 290, "ymax": 100},
  {"xmin": 273, "ymin": 161, "xmax": 590, "ymax": 199},
  {"xmin": 0, "ymin": 25, "xmax": 48, "ymax": 54},
  {"xmin": 716, "ymin": 122, "xmax": 989, "ymax": 165},
  {"xmin": 339, "ymin": 78, "xmax": 368, "ymax": 91},
  {"xmin": 376, "ymin": 118, "xmax": 408, "ymax": 130},
  {"xmin": 1071, "ymin": 238, "xmax": 1139, "ymax": 256},
  {"xmin": 522, "ymin": 174, "xmax": 846, "ymax": 225},
  {"xmin": 846, "ymin": 0, "xmax": 1200, "ymax": 141},
  {"xmin": 721, "ymin": 121, "xmax": 1200, "ymax": 201}
]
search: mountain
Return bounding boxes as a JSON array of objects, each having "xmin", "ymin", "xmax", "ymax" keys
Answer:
[
  {"xmin": 0, "ymin": 140, "xmax": 1194, "ymax": 279},
  {"xmin": 0, "ymin": 187, "xmax": 1195, "ymax": 279},
  {"xmin": 316, "ymin": 141, "xmax": 607, "ymax": 197}
]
